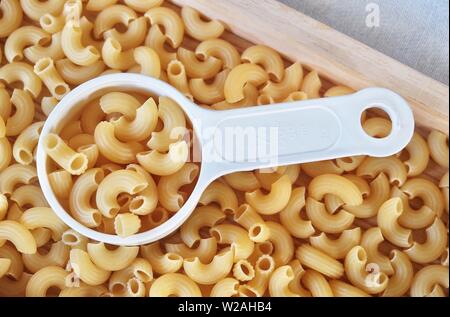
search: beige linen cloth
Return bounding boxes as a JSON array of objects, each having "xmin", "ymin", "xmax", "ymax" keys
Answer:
[{"xmin": 278, "ymin": 0, "xmax": 449, "ymax": 85}]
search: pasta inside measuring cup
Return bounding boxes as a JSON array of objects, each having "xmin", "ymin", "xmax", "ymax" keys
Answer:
[{"xmin": 43, "ymin": 91, "xmax": 200, "ymax": 237}]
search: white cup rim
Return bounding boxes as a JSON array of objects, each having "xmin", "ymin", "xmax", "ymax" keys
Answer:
[{"xmin": 36, "ymin": 73, "xmax": 207, "ymax": 246}]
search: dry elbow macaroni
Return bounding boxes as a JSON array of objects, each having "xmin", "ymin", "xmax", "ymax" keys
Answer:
[{"xmin": 0, "ymin": 0, "xmax": 448, "ymax": 298}]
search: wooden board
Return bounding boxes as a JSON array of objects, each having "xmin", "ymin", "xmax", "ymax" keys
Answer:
[{"xmin": 170, "ymin": 0, "xmax": 449, "ymax": 134}]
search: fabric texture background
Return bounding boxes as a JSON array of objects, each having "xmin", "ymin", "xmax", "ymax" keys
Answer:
[{"xmin": 277, "ymin": 0, "xmax": 449, "ymax": 85}]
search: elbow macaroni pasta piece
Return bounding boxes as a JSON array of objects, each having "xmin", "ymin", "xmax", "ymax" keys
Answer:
[
  {"xmin": 360, "ymin": 227, "xmax": 394, "ymax": 275},
  {"xmin": 210, "ymin": 278, "xmax": 239, "ymax": 297},
  {"xmin": 183, "ymin": 247, "xmax": 235, "ymax": 285},
  {"xmin": 133, "ymin": 46, "xmax": 161, "ymax": 78},
  {"xmin": 398, "ymin": 177, "xmax": 444, "ymax": 228},
  {"xmin": 242, "ymin": 45, "xmax": 285, "ymax": 82},
  {"xmin": 112, "ymin": 97, "xmax": 158, "ymax": 142},
  {"xmin": 0, "ymin": 138, "xmax": 12, "ymax": 173},
  {"xmin": 0, "ymin": 63, "xmax": 42, "ymax": 98},
  {"xmin": 94, "ymin": 121, "xmax": 145, "ymax": 164},
  {"xmin": 308, "ymin": 174, "xmax": 363, "ymax": 206},
  {"xmin": 61, "ymin": 19, "xmax": 100, "ymax": 67},
  {"xmin": 224, "ymin": 64, "xmax": 269, "ymax": 103},
  {"xmin": 104, "ymin": 16, "xmax": 147, "ymax": 51},
  {"xmin": 410, "ymin": 265, "xmax": 449, "ymax": 297},
  {"xmin": 10, "ymin": 185, "xmax": 49, "ymax": 209},
  {"xmin": 181, "ymin": 6, "xmax": 224, "ymax": 41},
  {"xmin": 22, "ymin": 240, "xmax": 69, "ymax": 273},
  {"xmin": 125, "ymin": 164, "xmax": 158, "ymax": 216},
  {"xmin": 43, "ymin": 133, "xmax": 88, "ymax": 175},
  {"xmin": 233, "ymin": 204, "xmax": 265, "ymax": 231},
  {"xmin": 403, "ymin": 132, "xmax": 430, "ymax": 176},
  {"xmin": 141, "ymin": 242, "xmax": 183, "ymax": 275},
  {"xmin": 390, "ymin": 186, "xmax": 436, "ymax": 230},
  {"xmin": 296, "ymin": 244, "xmax": 344, "ymax": 279},
  {"xmin": 55, "ymin": 59, "xmax": 105, "ymax": 86},
  {"xmin": 87, "ymin": 243, "xmax": 139, "ymax": 271},
  {"xmin": 149, "ymin": 273, "xmax": 201, "ymax": 297},
  {"xmin": 20, "ymin": 207, "xmax": 68, "ymax": 240},
  {"xmin": 137, "ymin": 141, "xmax": 189, "ymax": 176},
  {"xmin": 0, "ymin": 0, "xmax": 23, "ymax": 38},
  {"xmin": 405, "ymin": 217, "xmax": 447, "ymax": 264},
  {"xmin": 305, "ymin": 197, "xmax": 355, "ymax": 234},
  {"xmin": 180, "ymin": 205, "xmax": 226, "ymax": 248},
  {"xmin": 324, "ymin": 85, "xmax": 355, "ymax": 97},
  {"xmin": 145, "ymin": 25, "xmax": 177, "ymax": 69},
  {"xmin": 177, "ymin": 47, "xmax": 222, "ymax": 79},
  {"xmin": 96, "ymin": 170, "xmax": 148, "ymax": 218},
  {"xmin": 357, "ymin": 156, "xmax": 408, "ymax": 186},
  {"xmin": 377, "ymin": 198, "xmax": 413, "ymax": 248},
  {"xmin": 363, "ymin": 117, "xmax": 392, "ymax": 138},
  {"xmin": 245, "ymin": 175, "xmax": 292, "ymax": 215},
  {"xmin": 190, "ymin": 69, "xmax": 230, "ymax": 104},
  {"xmin": 124, "ymin": 0, "xmax": 163, "ymax": 12},
  {"xmin": 0, "ymin": 164, "xmax": 37, "ymax": 196},
  {"xmin": 24, "ymin": 32, "xmax": 65, "ymax": 63},
  {"xmin": 13, "ymin": 121, "xmax": 43, "ymax": 165},
  {"xmin": 210, "ymin": 224, "xmax": 254, "ymax": 261},
  {"xmin": 147, "ymin": 96, "xmax": 186, "ymax": 152},
  {"xmin": 0, "ymin": 220, "xmax": 36, "ymax": 254},
  {"xmin": 382, "ymin": 250, "xmax": 414, "ymax": 297},
  {"xmin": 301, "ymin": 70, "xmax": 321, "ymax": 99},
  {"xmin": 69, "ymin": 249, "xmax": 111, "ymax": 286},
  {"xmin": 329, "ymin": 280, "xmax": 370, "ymax": 297},
  {"xmin": 302, "ymin": 160, "xmax": 343, "ymax": 178},
  {"xmin": 19, "ymin": 0, "xmax": 65, "ymax": 21},
  {"xmin": 427, "ymin": 130, "xmax": 449, "ymax": 168},
  {"xmin": 344, "ymin": 246, "xmax": 389, "ymax": 294},
  {"xmin": 261, "ymin": 62, "xmax": 303, "ymax": 101},
  {"xmin": 40, "ymin": 96, "xmax": 58, "ymax": 117},
  {"xmin": 6, "ymin": 89, "xmax": 35, "ymax": 137},
  {"xmin": 165, "ymin": 237, "xmax": 217, "ymax": 264},
  {"xmin": 25, "ymin": 266, "xmax": 68, "ymax": 297},
  {"xmin": 167, "ymin": 60, "xmax": 191, "ymax": 97},
  {"xmin": 33, "ymin": 57, "xmax": 70, "ymax": 100},
  {"xmin": 310, "ymin": 228, "xmax": 361, "ymax": 260},
  {"xmin": 265, "ymin": 221, "xmax": 294, "ymax": 266},
  {"xmin": 158, "ymin": 163, "xmax": 199, "ymax": 212},
  {"xmin": 102, "ymin": 38, "xmax": 135, "ymax": 71},
  {"xmin": 4, "ymin": 26, "xmax": 49, "ymax": 63},
  {"xmin": 100, "ymin": 91, "xmax": 140, "ymax": 119},
  {"xmin": 336, "ymin": 156, "xmax": 366, "ymax": 172},
  {"xmin": 0, "ymin": 243, "xmax": 23, "ymax": 280},
  {"xmin": 145, "ymin": 7, "xmax": 184, "ymax": 48},
  {"xmin": 69, "ymin": 168, "xmax": 103, "ymax": 227},
  {"xmin": 269, "ymin": 266, "xmax": 300, "ymax": 297},
  {"xmin": 93, "ymin": 4, "xmax": 137, "ymax": 38},
  {"xmin": 212, "ymin": 83, "xmax": 259, "ymax": 110},
  {"xmin": 344, "ymin": 173, "xmax": 390, "ymax": 218},
  {"xmin": 302, "ymin": 269, "xmax": 334, "ymax": 297},
  {"xmin": 240, "ymin": 254, "xmax": 275, "ymax": 297},
  {"xmin": 233, "ymin": 259, "xmax": 255, "ymax": 282},
  {"xmin": 196, "ymin": 39, "xmax": 241, "ymax": 70},
  {"xmin": 114, "ymin": 213, "xmax": 141, "ymax": 237},
  {"xmin": 223, "ymin": 171, "xmax": 261, "ymax": 192},
  {"xmin": 199, "ymin": 180, "xmax": 238, "ymax": 214}
]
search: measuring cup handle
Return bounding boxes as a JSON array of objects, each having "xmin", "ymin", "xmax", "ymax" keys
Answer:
[{"xmin": 196, "ymin": 87, "xmax": 414, "ymax": 178}]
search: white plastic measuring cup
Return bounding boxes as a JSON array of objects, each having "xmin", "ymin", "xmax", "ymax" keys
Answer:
[{"xmin": 36, "ymin": 74, "xmax": 415, "ymax": 246}]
